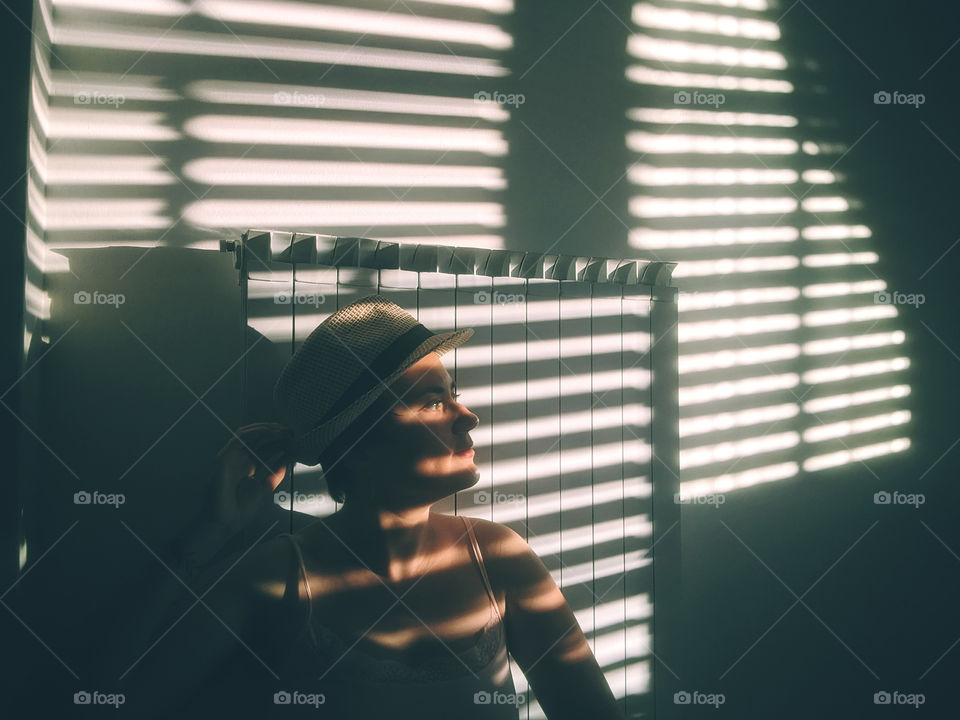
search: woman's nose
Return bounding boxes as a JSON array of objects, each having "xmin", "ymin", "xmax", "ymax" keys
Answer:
[{"xmin": 454, "ymin": 403, "xmax": 479, "ymax": 432}]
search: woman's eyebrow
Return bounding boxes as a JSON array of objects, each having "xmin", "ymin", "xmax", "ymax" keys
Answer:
[{"xmin": 409, "ymin": 381, "xmax": 457, "ymax": 400}]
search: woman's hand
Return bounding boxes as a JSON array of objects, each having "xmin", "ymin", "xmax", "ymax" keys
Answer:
[
  {"xmin": 177, "ymin": 423, "xmax": 293, "ymax": 569},
  {"xmin": 211, "ymin": 422, "xmax": 293, "ymax": 533}
]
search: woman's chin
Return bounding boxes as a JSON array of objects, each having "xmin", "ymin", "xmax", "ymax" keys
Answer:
[{"xmin": 407, "ymin": 470, "xmax": 480, "ymax": 505}]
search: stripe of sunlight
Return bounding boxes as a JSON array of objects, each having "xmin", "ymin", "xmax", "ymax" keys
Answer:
[
  {"xmin": 678, "ymin": 286, "xmax": 800, "ymax": 311},
  {"xmin": 803, "ymin": 438, "xmax": 910, "ymax": 472},
  {"xmin": 802, "ymin": 305, "xmax": 897, "ymax": 325},
  {"xmin": 191, "ymin": 0, "xmax": 514, "ymax": 50},
  {"xmin": 802, "ymin": 410, "xmax": 911, "ymax": 444},
  {"xmin": 679, "ymin": 462, "xmax": 799, "ymax": 498},
  {"xmin": 458, "ymin": 478, "xmax": 650, "ymax": 526},
  {"xmin": 672, "ymin": 253, "xmax": 800, "ymax": 274},
  {"xmin": 627, "ymin": 132, "xmax": 797, "ymax": 154},
  {"xmin": 51, "ymin": 26, "xmax": 508, "ymax": 77},
  {"xmin": 581, "ymin": 597, "xmax": 652, "ymax": 635},
  {"xmin": 802, "ymin": 224, "xmax": 871, "ymax": 240},
  {"xmin": 26, "ymin": 224, "xmax": 70, "ymax": 275},
  {"xmin": 45, "ymin": 154, "xmax": 180, "ymax": 185},
  {"xmin": 404, "ymin": 0, "xmax": 514, "ymax": 11},
  {"xmin": 802, "ymin": 358, "xmax": 910, "ymax": 385},
  {"xmin": 52, "ymin": 0, "xmax": 187, "ymax": 14},
  {"xmin": 626, "ymin": 66, "xmax": 792, "ymax": 93},
  {"xmin": 680, "ymin": 344, "xmax": 800, "ymax": 372},
  {"xmin": 632, "ymin": 3, "xmax": 780, "ymax": 39},
  {"xmin": 681, "ymin": 432, "xmax": 799, "ymax": 469},
  {"xmin": 465, "ymin": 405, "xmax": 651, "ymax": 448},
  {"xmin": 681, "ymin": 374, "xmax": 799, "ymax": 406},
  {"xmin": 476, "ymin": 441, "xmax": 651, "ymax": 486},
  {"xmin": 628, "ymin": 35, "xmax": 786, "ymax": 69},
  {"xmin": 801, "ymin": 279, "xmax": 885, "ymax": 297},
  {"xmin": 525, "ymin": 517, "xmax": 651, "ymax": 557},
  {"xmin": 800, "ymin": 169, "xmax": 839, "ymax": 185},
  {"xmin": 802, "ymin": 385, "xmax": 910, "ymax": 415},
  {"xmin": 631, "ymin": 196, "xmax": 798, "ymax": 216},
  {"xmin": 631, "ymin": 226, "xmax": 798, "ymax": 248},
  {"xmin": 186, "ymin": 81, "xmax": 511, "ymax": 121},
  {"xmin": 630, "ymin": 165, "xmax": 798, "ymax": 186},
  {"xmin": 802, "ymin": 331, "xmax": 905, "ymax": 356},
  {"xmin": 802, "ymin": 252, "xmax": 879, "ymax": 267},
  {"xmin": 183, "ymin": 159, "xmax": 506, "ymax": 189},
  {"xmin": 25, "ymin": 279, "xmax": 53, "ymax": 322},
  {"xmin": 182, "ymin": 116, "xmax": 508, "ymax": 154},
  {"xmin": 33, "ymin": 77, "xmax": 179, "ymax": 142},
  {"xmin": 51, "ymin": 74, "xmax": 180, "ymax": 103},
  {"xmin": 628, "ymin": 107, "xmax": 796, "ymax": 126},
  {"xmin": 44, "ymin": 199, "xmax": 170, "ymax": 230},
  {"xmin": 182, "ymin": 200, "xmax": 505, "ymax": 229},
  {"xmin": 550, "ymin": 552, "xmax": 651, "ymax": 588},
  {"xmin": 670, "ymin": 0, "xmax": 768, "ymax": 9},
  {"xmin": 680, "ymin": 314, "xmax": 801, "ymax": 341},
  {"xmin": 801, "ymin": 196, "xmax": 849, "ymax": 212},
  {"xmin": 681, "ymin": 404, "xmax": 799, "ymax": 437}
]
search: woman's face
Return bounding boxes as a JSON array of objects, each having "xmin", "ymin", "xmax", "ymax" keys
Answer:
[{"xmin": 355, "ymin": 352, "xmax": 480, "ymax": 507}]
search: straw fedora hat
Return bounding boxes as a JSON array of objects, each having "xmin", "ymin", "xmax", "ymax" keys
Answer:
[{"xmin": 274, "ymin": 294, "xmax": 474, "ymax": 465}]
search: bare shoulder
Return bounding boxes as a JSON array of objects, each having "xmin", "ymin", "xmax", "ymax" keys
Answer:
[
  {"xmin": 457, "ymin": 516, "xmax": 548, "ymax": 594},
  {"xmin": 459, "ymin": 515, "xmax": 530, "ymax": 556}
]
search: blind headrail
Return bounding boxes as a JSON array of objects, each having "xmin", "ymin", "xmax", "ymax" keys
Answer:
[{"xmin": 220, "ymin": 231, "xmax": 678, "ymax": 288}]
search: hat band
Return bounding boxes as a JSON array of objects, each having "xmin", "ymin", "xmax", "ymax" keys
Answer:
[{"xmin": 319, "ymin": 322, "xmax": 436, "ymax": 423}]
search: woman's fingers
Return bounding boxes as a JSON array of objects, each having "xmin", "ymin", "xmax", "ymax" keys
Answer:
[
  {"xmin": 216, "ymin": 425, "xmax": 293, "ymax": 510},
  {"xmin": 221, "ymin": 426, "xmax": 292, "ymax": 467},
  {"xmin": 239, "ymin": 451, "xmax": 288, "ymax": 503}
]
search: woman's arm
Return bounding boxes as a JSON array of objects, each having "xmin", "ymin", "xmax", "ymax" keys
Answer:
[
  {"xmin": 116, "ymin": 534, "xmax": 305, "ymax": 719},
  {"xmin": 97, "ymin": 424, "xmax": 296, "ymax": 714},
  {"xmin": 472, "ymin": 519, "xmax": 628, "ymax": 720}
]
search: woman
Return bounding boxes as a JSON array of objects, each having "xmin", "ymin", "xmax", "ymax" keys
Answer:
[{"xmin": 128, "ymin": 296, "xmax": 626, "ymax": 720}]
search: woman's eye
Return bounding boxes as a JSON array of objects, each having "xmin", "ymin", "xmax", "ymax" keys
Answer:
[{"xmin": 427, "ymin": 393, "xmax": 459, "ymax": 410}]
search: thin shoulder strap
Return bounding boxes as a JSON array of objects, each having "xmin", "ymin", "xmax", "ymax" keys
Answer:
[
  {"xmin": 461, "ymin": 515, "xmax": 503, "ymax": 623},
  {"xmin": 280, "ymin": 533, "xmax": 317, "ymax": 647}
]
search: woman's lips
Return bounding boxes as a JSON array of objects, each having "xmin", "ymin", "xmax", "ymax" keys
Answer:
[{"xmin": 454, "ymin": 447, "xmax": 474, "ymax": 457}]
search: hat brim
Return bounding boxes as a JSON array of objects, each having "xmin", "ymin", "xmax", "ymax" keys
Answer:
[{"xmin": 288, "ymin": 326, "xmax": 474, "ymax": 465}]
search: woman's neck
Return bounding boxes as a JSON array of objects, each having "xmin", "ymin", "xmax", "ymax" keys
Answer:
[{"xmin": 330, "ymin": 501, "xmax": 437, "ymax": 582}]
